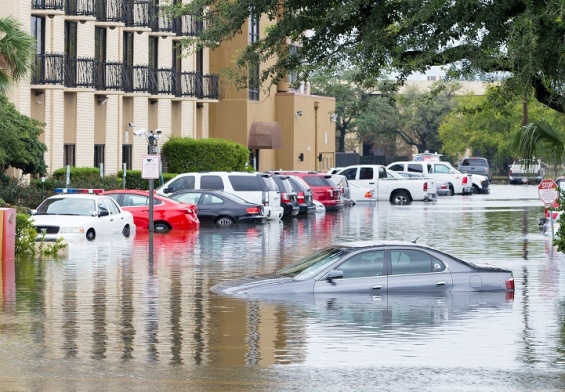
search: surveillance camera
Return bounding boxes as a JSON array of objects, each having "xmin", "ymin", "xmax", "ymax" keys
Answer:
[
  {"xmin": 154, "ymin": 129, "xmax": 162, "ymax": 134},
  {"xmin": 128, "ymin": 122, "xmax": 135, "ymax": 127},
  {"xmin": 133, "ymin": 129, "xmax": 146, "ymax": 136}
]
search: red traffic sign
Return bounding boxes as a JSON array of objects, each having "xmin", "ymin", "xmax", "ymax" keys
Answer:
[{"xmin": 538, "ymin": 179, "xmax": 559, "ymax": 204}]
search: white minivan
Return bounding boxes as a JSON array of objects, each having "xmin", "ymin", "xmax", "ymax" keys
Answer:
[{"xmin": 157, "ymin": 172, "xmax": 284, "ymax": 220}]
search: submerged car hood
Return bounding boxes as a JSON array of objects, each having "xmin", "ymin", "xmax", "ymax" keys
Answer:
[{"xmin": 211, "ymin": 273, "xmax": 296, "ymax": 296}]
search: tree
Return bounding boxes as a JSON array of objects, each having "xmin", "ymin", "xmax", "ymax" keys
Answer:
[
  {"xmin": 354, "ymin": 82, "xmax": 459, "ymax": 158},
  {"xmin": 0, "ymin": 95, "xmax": 47, "ymax": 176},
  {"xmin": 179, "ymin": 0, "xmax": 565, "ymax": 114},
  {"xmin": 440, "ymin": 88, "xmax": 561, "ymax": 173},
  {"xmin": 0, "ymin": 17, "xmax": 35, "ymax": 95},
  {"xmin": 310, "ymin": 70, "xmax": 374, "ymax": 152}
]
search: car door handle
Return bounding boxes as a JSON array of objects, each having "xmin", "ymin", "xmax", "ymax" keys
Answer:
[
  {"xmin": 371, "ymin": 285, "xmax": 382, "ymax": 290},
  {"xmin": 369, "ymin": 182, "xmax": 375, "ymax": 185},
  {"xmin": 435, "ymin": 281, "xmax": 446, "ymax": 286}
]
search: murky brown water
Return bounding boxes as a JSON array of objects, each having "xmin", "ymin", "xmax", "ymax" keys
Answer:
[{"xmin": 1, "ymin": 185, "xmax": 565, "ymax": 391}]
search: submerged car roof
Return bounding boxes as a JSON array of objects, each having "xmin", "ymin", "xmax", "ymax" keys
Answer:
[{"xmin": 333, "ymin": 240, "xmax": 429, "ymax": 249}]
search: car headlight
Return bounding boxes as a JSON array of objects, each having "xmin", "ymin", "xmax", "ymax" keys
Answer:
[{"xmin": 59, "ymin": 227, "xmax": 86, "ymax": 234}]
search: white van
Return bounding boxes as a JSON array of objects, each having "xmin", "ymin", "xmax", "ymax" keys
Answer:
[{"xmin": 157, "ymin": 172, "xmax": 284, "ymax": 220}]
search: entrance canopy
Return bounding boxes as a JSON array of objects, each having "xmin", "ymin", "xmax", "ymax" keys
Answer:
[{"xmin": 248, "ymin": 122, "xmax": 282, "ymax": 149}]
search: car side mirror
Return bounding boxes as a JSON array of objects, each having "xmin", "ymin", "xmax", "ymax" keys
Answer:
[
  {"xmin": 30, "ymin": 209, "xmax": 38, "ymax": 215},
  {"xmin": 163, "ymin": 187, "xmax": 171, "ymax": 194},
  {"xmin": 326, "ymin": 269, "xmax": 344, "ymax": 282},
  {"xmin": 98, "ymin": 210, "xmax": 109, "ymax": 217}
]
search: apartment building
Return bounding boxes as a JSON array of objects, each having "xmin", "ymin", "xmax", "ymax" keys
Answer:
[
  {"xmin": 0, "ymin": 0, "xmax": 219, "ymax": 175},
  {"xmin": 208, "ymin": 13, "xmax": 336, "ymax": 172}
]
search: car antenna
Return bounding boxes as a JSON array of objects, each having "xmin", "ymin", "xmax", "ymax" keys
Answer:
[{"xmin": 412, "ymin": 237, "xmax": 419, "ymax": 244}]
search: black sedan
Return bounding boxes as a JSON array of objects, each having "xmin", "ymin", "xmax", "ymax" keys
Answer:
[
  {"xmin": 168, "ymin": 189, "xmax": 266, "ymax": 225},
  {"xmin": 211, "ymin": 241, "xmax": 515, "ymax": 297}
]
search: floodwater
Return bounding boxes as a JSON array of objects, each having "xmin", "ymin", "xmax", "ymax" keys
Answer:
[{"xmin": 2, "ymin": 185, "xmax": 565, "ymax": 391}]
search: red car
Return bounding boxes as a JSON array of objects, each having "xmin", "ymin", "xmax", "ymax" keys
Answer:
[
  {"xmin": 105, "ymin": 190, "xmax": 199, "ymax": 232},
  {"xmin": 272, "ymin": 171, "xmax": 344, "ymax": 211}
]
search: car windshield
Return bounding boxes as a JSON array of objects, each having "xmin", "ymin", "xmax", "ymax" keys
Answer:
[
  {"xmin": 36, "ymin": 197, "xmax": 96, "ymax": 216},
  {"xmin": 277, "ymin": 247, "xmax": 349, "ymax": 280}
]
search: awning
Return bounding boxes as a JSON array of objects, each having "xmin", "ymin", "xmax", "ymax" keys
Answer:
[{"xmin": 248, "ymin": 122, "xmax": 283, "ymax": 149}]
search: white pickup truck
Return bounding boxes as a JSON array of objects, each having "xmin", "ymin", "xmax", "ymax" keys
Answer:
[
  {"xmin": 387, "ymin": 161, "xmax": 473, "ymax": 195},
  {"xmin": 338, "ymin": 165, "xmax": 436, "ymax": 204}
]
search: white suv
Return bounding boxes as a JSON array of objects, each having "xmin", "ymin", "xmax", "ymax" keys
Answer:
[{"xmin": 157, "ymin": 172, "xmax": 284, "ymax": 220}]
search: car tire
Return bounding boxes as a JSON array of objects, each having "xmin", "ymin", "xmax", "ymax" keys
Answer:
[
  {"xmin": 86, "ymin": 229, "xmax": 95, "ymax": 241},
  {"xmin": 449, "ymin": 185, "xmax": 455, "ymax": 196},
  {"xmin": 122, "ymin": 225, "xmax": 130, "ymax": 237},
  {"xmin": 154, "ymin": 222, "xmax": 171, "ymax": 233},
  {"xmin": 391, "ymin": 191, "xmax": 410, "ymax": 205},
  {"xmin": 472, "ymin": 184, "xmax": 480, "ymax": 194},
  {"xmin": 216, "ymin": 216, "xmax": 235, "ymax": 225}
]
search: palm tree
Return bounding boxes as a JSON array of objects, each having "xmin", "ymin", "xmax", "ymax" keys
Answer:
[
  {"xmin": 513, "ymin": 120, "xmax": 565, "ymax": 168},
  {"xmin": 0, "ymin": 16, "xmax": 35, "ymax": 95}
]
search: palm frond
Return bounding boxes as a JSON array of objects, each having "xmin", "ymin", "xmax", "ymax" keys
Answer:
[{"xmin": 512, "ymin": 120, "xmax": 565, "ymax": 166}]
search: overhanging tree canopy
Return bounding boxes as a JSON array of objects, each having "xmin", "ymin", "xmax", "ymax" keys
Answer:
[{"xmin": 178, "ymin": 0, "xmax": 565, "ymax": 113}]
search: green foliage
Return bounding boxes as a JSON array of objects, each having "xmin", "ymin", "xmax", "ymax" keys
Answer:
[
  {"xmin": 0, "ymin": 95, "xmax": 47, "ymax": 175},
  {"xmin": 15, "ymin": 212, "xmax": 36, "ymax": 256},
  {"xmin": 0, "ymin": 176, "xmax": 44, "ymax": 209},
  {"xmin": 161, "ymin": 137, "xmax": 250, "ymax": 172},
  {"xmin": 553, "ymin": 190, "xmax": 565, "ymax": 253},
  {"xmin": 177, "ymin": 0, "xmax": 565, "ymax": 115},
  {"xmin": 15, "ymin": 212, "xmax": 67, "ymax": 258},
  {"xmin": 0, "ymin": 16, "xmax": 36, "ymax": 94}
]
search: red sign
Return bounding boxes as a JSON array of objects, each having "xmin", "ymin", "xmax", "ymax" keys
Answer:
[{"xmin": 538, "ymin": 179, "xmax": 559, "ymax": 204}]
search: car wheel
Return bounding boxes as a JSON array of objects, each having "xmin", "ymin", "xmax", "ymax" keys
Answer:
[
  {"xmin": 154, "ymin": 222, "xmax": 171, "ymax": 232},
  {"xmin": 122, "ymin": 225, "xmax": 130, "ymax": 237},
  {"xmin": 86, "ymin": 229, "xmax": 95, "ymax": 241},
  {"xmin": 472, "ymin": 184, "xmax": 480, "ymax": 194},
  {"xmin": 391, "ymin": 191, "xmax": 410, "ymax": 205},
  {"xmin": 449, "ymin": 185, "xmax": 455, "ymax": 196},
  {"xmin": 216, "ymin": 216, "xmax": 235, "ymax": 225}
]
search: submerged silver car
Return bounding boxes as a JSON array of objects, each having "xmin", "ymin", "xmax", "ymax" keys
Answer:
[{"xmin": 211, "ymin": 241, "xmax": 515, "ymax": 297}]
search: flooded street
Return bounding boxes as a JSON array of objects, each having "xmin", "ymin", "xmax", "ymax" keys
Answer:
[{"xmin": 2, "ymin": 184, "xmax": 565, "ymax": 391}]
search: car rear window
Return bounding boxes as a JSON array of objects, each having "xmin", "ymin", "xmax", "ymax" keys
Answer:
[
  {"xmin": 303, "ymin": 175, "xmax": 331, "ymax": 187},
  {"xmin": 463, "ymin": 158, "xmax": 488, "ymax": 166},
  {"xmin": 407, "ymin": 163, "xmax": 424, "ymax": 173},
  {"xmin": 228, "ymin": 175, "xmax": 263, "ymax": 191}
]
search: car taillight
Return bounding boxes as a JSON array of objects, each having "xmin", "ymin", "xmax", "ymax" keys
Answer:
[
  {"xmin": 246, "ymin": 207, "xmax": 261, "ymax": 214},
  {"xmin": 463, "ymin": 176, "xmax": 468, "ymax": 184},
  {"xmin": 506, "ymin": 278, "xmax": 515, "ymax": 290},
  {"xmin": 281, "ymin": 193, "xmax": 290, "ymax": 203},
  {"xmin": 263, "ymin": 193, "xmax": 269, "ymax": 206},
  {"xmin": 423, "ymin": 182, "xmax": 428, "ymax": 191},
  {"xmin": 297, "ymin": 191, "xmax": 305, "ymax": 203}
]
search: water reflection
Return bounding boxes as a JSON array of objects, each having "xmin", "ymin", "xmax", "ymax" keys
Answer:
[{"xmin": 3, "ymin": 185, "xmax": 565, "ymax": 390}]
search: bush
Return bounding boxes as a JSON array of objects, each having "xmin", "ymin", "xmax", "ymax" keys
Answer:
[{"xmin": 161, "ymin": 137, "xmax": 250, "ymax": 173}]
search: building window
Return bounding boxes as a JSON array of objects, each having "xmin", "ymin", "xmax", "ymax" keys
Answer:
[
  {"xmin": 122, "ymin": 145, "xmax": 133, "ymax": 170},
  {"xmin": 248, "ymin": 12, "xmax": 259, "ymax": 101},
  {"xmin": 123, "ymin": 31, "xmax": 134, "ymax": 91},
  {"xmin": 64, "ymin": 144, "xmax": 76, "ymax": 167},
  {"xmin": 149, "ymin": 36, "xmax": 159, "ymax": 93},
  {"xmin": 94, "ymin": 144, "xmax": 105, "ymax": 171},
  {"xmin": 31, "ymin": 16, "xmax": 45, "ymax": 54},
  {"xmin": 65, "ymin": 21, "xmax": 78, "ymax": 86}
]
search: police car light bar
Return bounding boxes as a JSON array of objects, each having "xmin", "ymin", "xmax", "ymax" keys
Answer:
[{"xmin": 55, "ymin": 188, "xmax": 104, "ymax": 194}]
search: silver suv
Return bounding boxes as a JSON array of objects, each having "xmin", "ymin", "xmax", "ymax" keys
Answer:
[{"xmin": 459, "ymin": 157, "xmax": 491, "ymax": 181}]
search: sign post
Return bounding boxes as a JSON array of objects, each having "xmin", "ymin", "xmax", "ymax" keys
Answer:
[
  {"xmin": 538, "ymin": 179, "xmax": 559, "ymax": 241},
  {"xmin": 142, "ymin": 155, "xmax": 160, "ymax": 232}
]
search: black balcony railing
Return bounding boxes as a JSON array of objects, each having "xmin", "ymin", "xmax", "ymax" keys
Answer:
[
  {"xmin": 32, "ymin": 53, "xmax": 65, "ymax": 85},
  {"xmin": 94, "ymin": 61, "xmax": 125, "ymax": 91},
  {"xmin": 95, "ymin": 0, "xmax": 123, "ymax": 23},
  {"xmin": 149, "ymin": 5, "xmax": 175, "ymax": 33},
  {"xmin": 65, "ymin": 57, "xmax": 96, "ymax": 88},
  {"xmin": 123, "ymin": 0, "xmax": 150, "ymax": 28},
  {"xmin": 65, "ymin": 0, "xmax": 95, "ymax": 16},
  {"xmin": 177, "ymin": 72, "xmax": 219, "ymax": 99},
  {"xmin": 149, "ymin": 68, "xmax": 176, "ymax": 95},
  {"xmin": 31, "ymin": 0, "xmax": 64, "ymax": 11},
  {"xmin": 174, "ymin": 14, "xmax": 204, "ymax": 36},
  {"xmin": 123, "ymin": 65, "xmax": 150, "ymax": 93}
]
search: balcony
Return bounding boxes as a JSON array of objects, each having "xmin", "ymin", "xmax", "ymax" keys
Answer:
[
  {"xmin": 149, "ymin": 5, "xmax": 175, "ymax": 34},
  {"xmin": 122, "ymin": 0, "xmax": 150, "ymax": 29},
  {"xmin": 94, "ymin": 61, "xmax": 125, "ymax": 91},
  {"xmin": 173, "ymin": 14, "xmax": 203, "ymax": 37},
  {"xmin": 177, "ymin": 72, "xmax": 219, "ymax": 100},
  {"xmin": 31, "ymin": 0, "xmax": 65, "ymax": 11},
  {"xmin": 32, "ymin": 53, "xmax": 65, "ymax": 85},
  {"xmin": 123, "ymin": 65, "xmax": 150, "ymax": 93},
  {"xmin": 65, "ymin": 57, "xmax": 96, "ymax": 88},
  {"xmin": 149, "ymin": 68, "xmax": 176, "ymax": 95},
  {"xmin": 65, "ymin": 0, "xmax": 96, "ymax": 17},
  {"xmin": 94, "ymin": 0, "xmax": 123, "ymax": 23}
]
